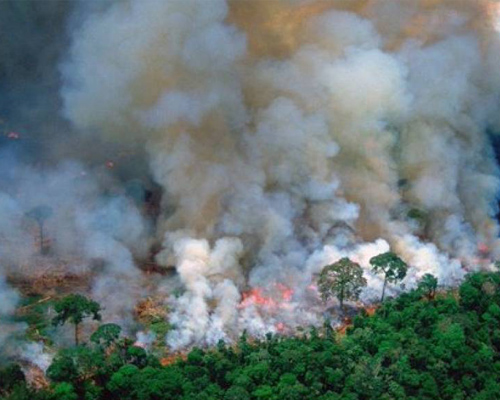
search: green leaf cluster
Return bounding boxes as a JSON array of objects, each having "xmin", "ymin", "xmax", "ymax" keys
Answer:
[
  {"xmin": 318, "ymin": 258, "xmax": 367, "ymax": 308},
  {"xmin": 3, "ymin": 271, "xmax": 500, "ymax": 400}
]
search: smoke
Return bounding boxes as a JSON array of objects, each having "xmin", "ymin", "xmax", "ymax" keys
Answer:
[
  {"xmin": 19, "ymin": 342, "xmax": 53, "ymax": 373},
  {"xmin": 134, "ymin": 331, "xmax": 156, "ymax": 350},
  {"xmin": 0, "ymin": 274, "xmax": 25, "ymax": 351},
  {"xmin": 0, "ymin": 157, "xmax": 151, "ymax": 346},
  {"xmin": 2, "ymin": 0, "xmax": 500, "ymax": 351}
]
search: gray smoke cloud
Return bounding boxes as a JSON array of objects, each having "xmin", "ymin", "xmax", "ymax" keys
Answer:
[
  {"xmin": 0, "ymin": 158, "xmax": 151, "ymax": 329},
  {"xmin": 0, "ymin": 0, "xmax": 151, "ymax": 354},
  {"xmin": 2, "ymin": 0, "xmax": 500, "ymax": 352}
]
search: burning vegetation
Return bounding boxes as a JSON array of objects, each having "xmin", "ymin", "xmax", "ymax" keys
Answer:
[{"xmin": 2, "ymin": 2, "xmax": 500, "ymax": 399}]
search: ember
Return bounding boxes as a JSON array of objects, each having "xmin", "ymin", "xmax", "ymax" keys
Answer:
[
  {"xmin": 238, "ymin": 288, "xmax": 277, "ymax": 309},
  {"xmin": 238, "ymin": 283, "xmax": 295, "ymax": 310},
  {"xmin": 275, "ymin": 322, "xmax": 286, "ymax": 332},
  {"xmin": 478, "ymin": 243, "xmax": 489, "ymax": 255},
  {"xmin": 275, "ymin": 283, "xmax": 294, "ymax": 301}
]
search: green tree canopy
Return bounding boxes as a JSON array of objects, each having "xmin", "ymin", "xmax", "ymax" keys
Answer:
[
  {"xmin": 91, "ymin": 323, "xmax": 122, "ymax": 349},
  {"xmin": 417, "ymin": 273, "xmax": 438, "ymax": 300},
  {"xmin": 0, "ymin": 364, "xmax": 25, "ymax": 397},
  {"xmin": 10, "ymin": 271, "xmax": 500, "ymax": 400},
  {"xmin": 26, "ymin": 205, "xmax": 53, "ymax": 223},
  {"xmin": 318, "ymin": 258, "xmax": 367, "ymax": 309},
  {"xmin": 52, "ymin": 382, "xmax": 78, "ymax": 400},
  {"xmin": 369, "ymin": 252, "xmax": 408, "ymax": 301},
  {"xmin": 52, "ymin": 294, "xmax": 101, "ymax": 345}
]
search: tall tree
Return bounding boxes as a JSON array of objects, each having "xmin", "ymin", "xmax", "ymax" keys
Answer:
[
  {"xmin": 318, "ymin": 257, "xmax": 367, "ymax": 310},
  {"xmin": 370, "ymin": 252, "xmax": 408, "ymax": 301},
  {"xmin": 26, "ymin": 205, "xmax": 53, "ymax": 254},
  {"xmin": 52, "ymin": 294, "xmax": 101, "ymax": 345},
  {"xmin": 418, "ymin": 274, "xmax": 438, "ymax": 300}
]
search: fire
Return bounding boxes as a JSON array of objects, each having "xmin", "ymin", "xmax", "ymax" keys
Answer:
[
  {"xmin": 238, "ymin": 283, "xmax": 294, "ymax": 310},
  {"xmin": 275, "ymin": 283, "xmax": 294, "ymax": 301},
  {"xmin": 275, "ymin": 322, "xmax": 286, "ymax": 332},
  {"xmin": 471, "ymin": 243, "xmax": 493, "ymax": 267},
  {"xmin": 236, "ymin": 285, "xmax": 293, "ymax": 334},
  {"xmin": 238, "ymin": 288, "xmax": 277, "ymax": 309},
  {"xmin": 307, "ymin": 284, "xmax": 318, "ymax": 292},
  {"xmin": 365, "ymin": 305, "xmax": 378, "ymax": 317},
  {"xmin": 478, "ymin": 242, "xmax": 490, "ymax": 255},
  {"xmin": 160, "ymin": 353, "xmax": 187, "ymax": 367},
  {"xmin": 7, "ymin": 131, "xmax": 19, "ymax": 140},
  {"xmin": 459, "ymin": 242, "xmax": 493, "ymax": 271}
]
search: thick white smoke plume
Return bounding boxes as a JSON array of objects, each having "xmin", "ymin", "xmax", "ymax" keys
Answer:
[
  {"xmin": 58, "ymin": 0, "xmax": 500, "ymax": 349},
  {"xmin": 3, "ymin": 0, "xmax": 500, "ymax": 352}
]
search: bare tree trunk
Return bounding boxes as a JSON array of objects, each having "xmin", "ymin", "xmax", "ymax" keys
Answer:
[
  {"xmin": 75, "ymin": 323, "xmax": 79, "ymax": 346},
  {"xmin": 381, "ymin": 277, "xmax": 387, "ymax": 302}
]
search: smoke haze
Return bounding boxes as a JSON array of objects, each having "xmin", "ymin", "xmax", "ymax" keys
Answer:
[{"xmin": 2, "ymin": 0, "xmax": 500, "ymax": 351}]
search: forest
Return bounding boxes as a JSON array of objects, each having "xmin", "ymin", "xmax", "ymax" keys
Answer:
[
  {"xmin": 2, "ymin": 1, "xmax": 500, "ymax": 400},
  {"xmin": 2, "ymin": 269, "xmax": 500, "ymax": 400}
]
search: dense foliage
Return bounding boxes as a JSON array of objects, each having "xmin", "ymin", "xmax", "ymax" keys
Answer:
[
  {"xmin": 370, "ymin": 252, "xmax": 408, "ymax": 301},
  {"xmin": 52, "ymin": 294, "xmax": 102, "ymax": 345},
  {"xmin": 318, "ymin": 257, "xmax": 367, "ymax": 308},
  {"xmin": 3, "ymin": 271, "xmax": 500, "ymax": 400}
]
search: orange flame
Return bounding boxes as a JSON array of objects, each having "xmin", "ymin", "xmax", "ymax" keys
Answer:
[
  {"xmin": 275, "ymin": 283, "xmax": 294, "ymax": 301},
  {"xmin": 237, "ymin": 284, "xmax": 297, "ymax": 333},
  {"xmin": 238, "ymin": 288, "xmax": 277, "ymax": 309},
  {"xmin": 238, "ymin": 283, "xmax": 294, "ymax": 310},
  {"xmin": 307, "ymin": 284, "xmax": 318, "ymax": 291},
  {"xmin": 275, "ymin": 322, "xmax": 286, "ymax": 332},
  {"xmin": 478, "ymin": 242, "xmax": 490, "ymax": 255}
]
